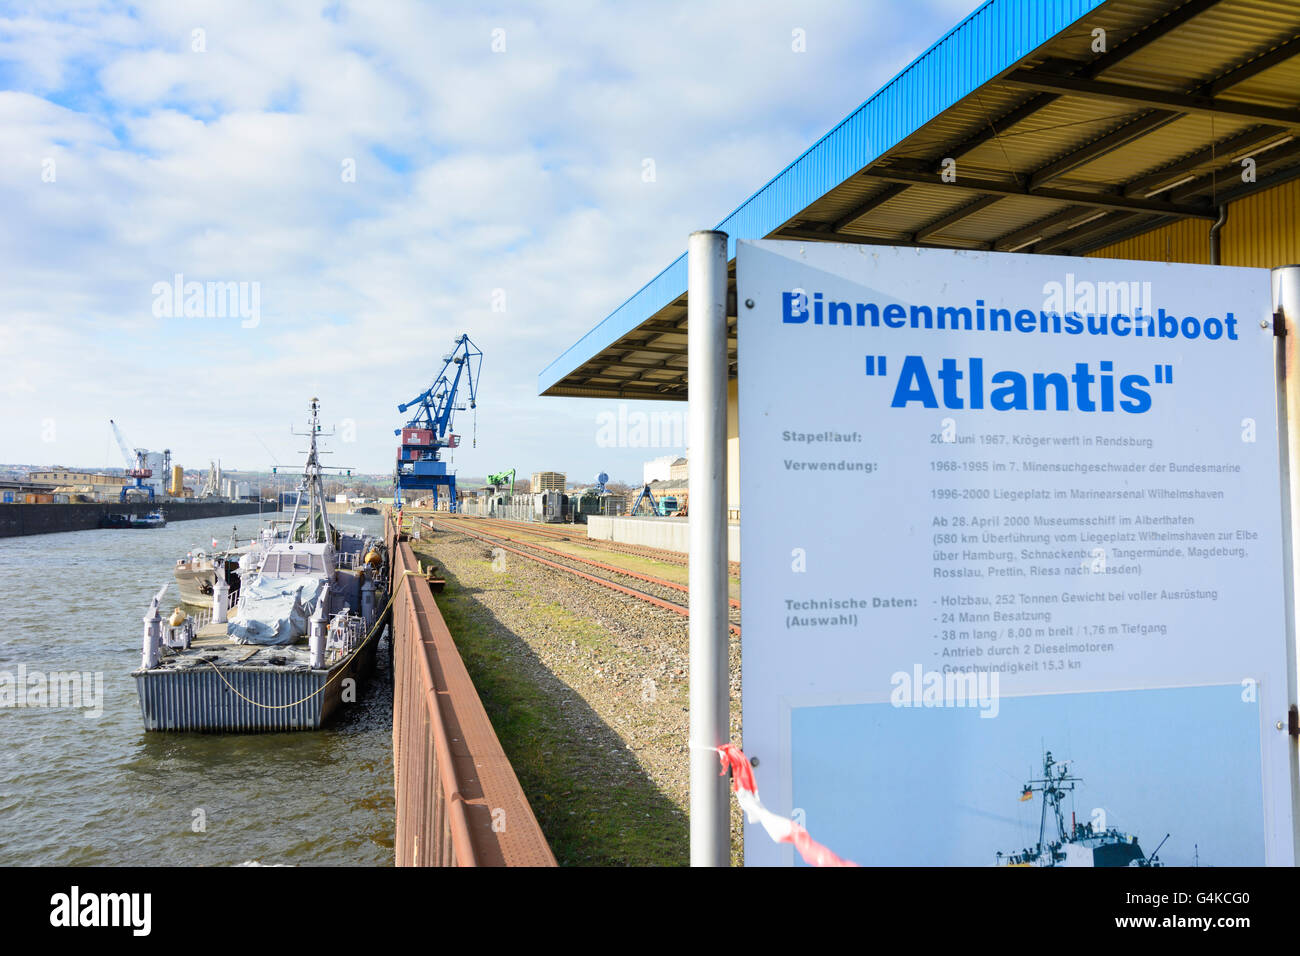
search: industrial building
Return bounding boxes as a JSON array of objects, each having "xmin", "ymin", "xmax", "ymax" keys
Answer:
[
  {"xmin": 540, "ymin": 0, "xmax": 1300, "ymax": 521},
  {"xmin": 29, "ymin": 469, "xmax": 130, "ymax": 499},
  {"xmin": 530, "ymin": 471, "xmax": 567, "ymax": 493},
  {"xmin": 223, "ymin": 479, "xmax": 254, "ymax": 500}
]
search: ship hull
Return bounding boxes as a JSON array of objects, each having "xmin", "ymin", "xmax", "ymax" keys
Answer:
[
  {"xmin": 133, "ymin": 635, "xmax": 379, "ymax": 733},
  {"xmin": 174, "ymin": 566, "xmax": 216, "ymax": 607}
]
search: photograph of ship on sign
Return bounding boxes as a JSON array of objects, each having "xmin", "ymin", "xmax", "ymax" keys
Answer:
[
  {"xmin": 788, "ymin": 684, "xmax": 1262, "ymax": 866},
  {"xmin": 996, "ymin": 750, "xmax": 1168, "ymax": 868}
]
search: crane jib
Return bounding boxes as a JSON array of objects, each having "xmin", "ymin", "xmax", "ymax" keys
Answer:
[{"xmin": 393, "ymin": 333, "xmax": 482, "ymax": 509}]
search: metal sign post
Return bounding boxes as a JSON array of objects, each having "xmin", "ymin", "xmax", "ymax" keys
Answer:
[
  {"xmin": 1273, "ymin": 263, "xmax": 1300, "ymax": 864},
  {"xmin": 687, "ymin": 229, "xmax": 731, "ymax": 866}
]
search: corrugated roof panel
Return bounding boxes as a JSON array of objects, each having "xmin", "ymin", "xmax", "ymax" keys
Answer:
[
  {"xmin": 1103, "ymin": 0, "xmax": 1300, "ymax": 92},
  {"xmin": 940, "ymin": 194, "xmax": 1078, "ymax": 240},
  {"xmin": 1227, "ymin": 50, "xmax": 1300, "ymax": 107},
  {"xmin": 1057, "ymin": 112, "xmax": 1257, "ymax": 186},
  {"xmin": 955, "ymin": 98, "xmax": 1153, "ymax": 177}
]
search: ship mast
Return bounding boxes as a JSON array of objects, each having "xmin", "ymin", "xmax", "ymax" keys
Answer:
[
  {"xmin": 286, "ymin": 398, "xmax": 335, "ymax": 544},
  {"xmin": 1021, "ymin": 751, "xmax": 1079, "ymax": 853}
]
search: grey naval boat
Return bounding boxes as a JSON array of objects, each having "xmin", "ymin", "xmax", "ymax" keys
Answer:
[{"xmin": 133, "ymin": 399, "xmax": 388, "ymax": 732}]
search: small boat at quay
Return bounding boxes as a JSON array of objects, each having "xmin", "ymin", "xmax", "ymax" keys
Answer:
[
  {"xmin": 133, "ymin": 399, "xmax": 389, "ymax": 733},
  {"xmin": 173, "ymin": 523, "xmax": 291, "ymax": 608},
  {"xmin": 99, "ymin": 510, "xmax": 166, "ymax": 529}
]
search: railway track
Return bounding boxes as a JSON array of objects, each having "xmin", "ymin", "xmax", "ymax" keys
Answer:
[
  {"xmin": 432, "ymin": 513, "xmax": 741, "ymax": 577},
  {"xmin": 422, "ymin": 516, "xmax": 741, "ymax": 636}
]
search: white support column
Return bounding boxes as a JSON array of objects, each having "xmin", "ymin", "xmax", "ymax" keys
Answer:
[
  {"xmin": 362, "ymin": 576, "xmax": 376, "ymax": 624},
  {"xmin": 1273, "ymin": 264, "xmax": 1300, "ymax": 863},
  {"xmin": 687, "ymin": 229, "xmax": 731, "ymax": 866},
  {"xmin": 212, "ymin": 568, "xmax": 229, "ymax": 624},
  {"xmin": 309, "ymin": 587, "xmax": 330, "ymax": 669},
  {"xmin": 141, "ymin": 600, "xmax": 161, "ymax": 670}
]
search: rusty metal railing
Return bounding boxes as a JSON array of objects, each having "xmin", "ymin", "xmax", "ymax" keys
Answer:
[{"xmin": 388, "ymin": 514, "xmax": 556, "ymax": 866}]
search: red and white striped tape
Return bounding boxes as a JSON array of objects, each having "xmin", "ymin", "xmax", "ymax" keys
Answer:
[{"xmin": 716, "ymin": 743, "xmax": 859, "ymax": 867}]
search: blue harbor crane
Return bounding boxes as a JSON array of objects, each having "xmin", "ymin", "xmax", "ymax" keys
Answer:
[
  {"xmin": 394, "ymin": 333, "xmax": 482, "ymax": 510},
  {"xmin": 110, "ymin": 419, "xmax": 155, "ymax": 502}
]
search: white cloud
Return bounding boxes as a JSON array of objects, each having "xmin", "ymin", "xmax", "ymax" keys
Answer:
[{"xmin": 0, "ymin": 0, "xmax": 985, "ymax": 483}]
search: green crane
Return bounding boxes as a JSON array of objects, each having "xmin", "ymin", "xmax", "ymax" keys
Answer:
[{"xmin": 487, "ymin": 469, "xmax": 515, "ymax": 495}]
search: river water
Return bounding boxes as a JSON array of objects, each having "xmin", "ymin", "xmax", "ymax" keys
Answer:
[{"xmin": 0, "ymin": 511, "xmax": 394, "ymax": 866}]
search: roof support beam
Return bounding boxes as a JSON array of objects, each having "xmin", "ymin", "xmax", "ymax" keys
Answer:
[
  {"xmin": 861, "ymin": 166, "xmax": 1217, "ymax": 218},
  {"xmin": 1000, "ymin": 69, "xmax": 1300, "ymax": 127},
  {"xmin": 1077, "ymin": 158, "xmax": 1300, "ymax": 259},
  {"xmin": 898, "ymin": 111, "xmax": 1178, "ymax": 240},
  {"xmin": 580, "ymin": 356, "xmax": 688, "ymax": 373},
  {"xmin": 1071, "ymin": 215, "xmax": 1180, "ymax": 257},
  {"xmin": 609, "ymin": 343, "xmax": 688, "ymax": 358},
  {"xmin": 1213, "ymin": 149, "xmax": 1300, "ymax": 204},
  {"xmin": 826, "ymin": 183, "xmax": 911, "ymax": 232},
  {"xmin": 1034, "ymin": 211, "xmax": 1148, "ymax": 255},
  {"xmin": 1122, "ymin": 125, "xmax": 1288, "ymax": 196},
  {"xmin": 923, "ymin": 0, "xmax": 1227, "ymax": 169},
  {"xmin": 1170, "ymin": 138, "xmax": 1300, "ymax": 202},
  {"xmin": 990, "ymin": 206, "xmax": 1103, "ymax": 252},
  {"xmin": 1029, "ymin": 111, "xmax": 1180, "ymax": 189},
  {"xmin": 555, "ymin": 386, "xmax": 687, "ymax": 400},
  {"xmin": 1037, "ymin": 31, "xmax": 1300, "ymax": 195},
  {"xmin": 1204, "ymin": 33, "xmax": 1300, "ymax": 96},
  {"xmin": 838, "ymin": 3, "xmax": 1238, "ymax": 249},
  {"xmin": 911, "ymin": 195, "xmax": 1003, "ymax": 243},
  {"xmin": 936, "ymin": 110, "xmax": 1182, "ymax": 234},
  {"xmin": 928, "ymin": 109, "xmax": 1187, "ymax": 233},
  {"xmin": 775, "ymin": 228, "xmax": 991, "ymax": 251},
  {"xmin": 1079, "ymin": 0, "xmax": 1226, "ymax": 80}
]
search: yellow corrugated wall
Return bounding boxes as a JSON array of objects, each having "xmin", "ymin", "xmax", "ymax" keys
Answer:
[{"xmin": 1087, "ymin": 177, "xmax": 1300, "ymax": 268}]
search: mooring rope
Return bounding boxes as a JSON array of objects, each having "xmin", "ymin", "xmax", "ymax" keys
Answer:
[{"xmin": 200, "ymin": 569, "xmax": 420, "ymax": 710}]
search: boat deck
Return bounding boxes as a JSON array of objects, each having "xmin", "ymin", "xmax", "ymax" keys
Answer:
[{"xmin": 148, "ymin": 622, "xmax": 317, "ymax": 671}]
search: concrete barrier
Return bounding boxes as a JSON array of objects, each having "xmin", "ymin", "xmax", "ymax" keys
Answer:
[
  {"xmin": 0, "ymin": 500, "xmax": 264, "ymax": 538},
  {"xmin": 586, "ymin": 515, "xmax": 740, "ymax": 562}
]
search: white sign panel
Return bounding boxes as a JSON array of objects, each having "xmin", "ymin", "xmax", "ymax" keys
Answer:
[{"xmin": 737, "ymin": 240, "xmax": 1292, "ymax": 867}]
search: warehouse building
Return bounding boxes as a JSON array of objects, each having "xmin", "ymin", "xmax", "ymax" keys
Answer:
[
  {"xmin": 539, "ymin": 0, "xmax": 1300, "ymax": 520},
  {"xmin": 530, "ymin": 471, "xmax": 567, "ymax": 493}
]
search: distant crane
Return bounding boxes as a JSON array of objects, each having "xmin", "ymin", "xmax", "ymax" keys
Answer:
[
  {"xmin": 394, "ymin": 333, "xmax": 482, "ymax": 510},
  {"xmin": 487, "ymin": 469, "xmax": 515, "ymax": 495},
  {"xmin": 110, "ymin": 419, "xmax": 155, "ymax": 502},
  {"xmin": 629, "ymin": 483, "xmax": 661, "ymax": 517},
  {"xmin": 199, "ymin": 460, "xmax": 222, "ymax": 498}
]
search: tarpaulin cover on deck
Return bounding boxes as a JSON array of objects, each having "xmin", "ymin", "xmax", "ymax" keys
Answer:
[{"xmin": 227, "ymin": 574, "xmax": 327, "ymax": 646}]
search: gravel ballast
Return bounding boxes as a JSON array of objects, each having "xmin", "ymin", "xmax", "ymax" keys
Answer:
[{"xmin": 411, "ymin": 521, "xmax": 742, "ymax": 865}]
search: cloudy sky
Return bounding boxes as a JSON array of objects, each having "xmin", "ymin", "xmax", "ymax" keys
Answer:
[{"xmin": 2, "ymin": 0, "xmax": 981, "ymax": 484}]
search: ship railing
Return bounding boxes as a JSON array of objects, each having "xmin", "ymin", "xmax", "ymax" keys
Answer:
[
  {"xmin": 325, "ymin": 608, "xmax": 363, "ymax": 659},
  {"xmin": 162, "ymin": 612, "xmax": 203, "ymax": 651},
  {"xmin": 334, "ymin": 550, "xmax": 367, "ymax": 571}
]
